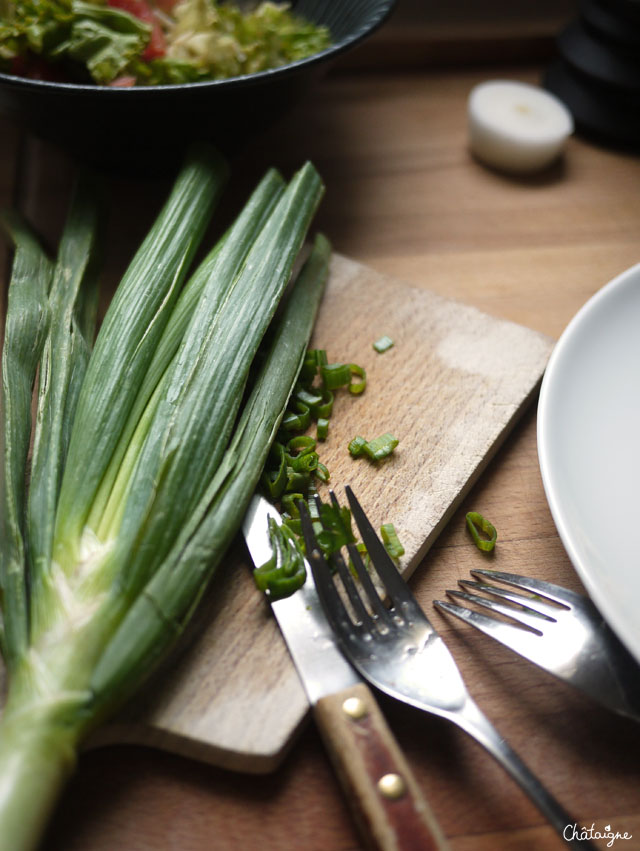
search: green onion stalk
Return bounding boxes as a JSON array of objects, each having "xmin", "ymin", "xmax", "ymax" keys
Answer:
[{"xmin": 0, "ymin": 143, "xmax": 331, "ymax": 850}]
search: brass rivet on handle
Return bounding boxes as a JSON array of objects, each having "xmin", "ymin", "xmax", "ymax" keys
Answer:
[
  {"xmin": 342, "ymin": 696, "xmax": 368, "ymax": 719},
  {"xmin": 377, "ymin": 773, "xmax": 406, "ymax": 799}
]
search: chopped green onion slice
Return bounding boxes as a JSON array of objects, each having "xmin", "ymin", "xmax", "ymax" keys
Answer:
[
  {"xmin": 295, "ymin": 386, "xmax": 323, "ymax": 408},
  {"xmin": 286, "ymin": 469, "xmax": 311, "ymax": 492},
  {"xmin": 380, "ymin": 523, "xmax": 404, "ymax": 559},
  {"xmin": 281, "ymin": 492, "xmax": 304, "ymax": 517},
  {"xmin": 286, "ymin": 435, "xmax": 316, "ymax": 456},
  {"xmin": 363, "ymin": 433, "xmax": 398, "ymax": 461},
  {"xmin": 283, "ymin": 517, "xmax": 303, "ymax": 536},
  {"xmin": 348, "ymin": 436, "xmax": 367, "ymax": 457},
  {"xmin": 321, "ymin": 362, "xmax": 351, "ymax": 389},
  {"xmin": 281, "ymin": 399, "xmax": 311, "ymax": 431},
  {"xmin": 465, "ymin": 512, "xmax": 497, "ymax": 552},
  {"xmin": 254, "ymin": 517, "xmax": 306, "ymax": 600},
  {"xmin": 373, "ymin": 335, "xmax": 394, "ymax": 353},
  {"xmin": 314, "ymin": 501, "xmax": 356, "ymax": 557},
  {"xmin": 299, "ymin": 358, "xmax": 318, "ymax": 384},
  {"xmin": 355, "ymin": 541, "xmax": 371, "ymax": 570},
  {"xmin": 315, "ymin": 461, "xmax": 330, "ymax": 482},
  {"xmin": 311, "ymin": 388, "xmax": 333, "ymax": 419},
  {"xmin": 307, "ymin": 496, "xmax": 321, "ymax": 522},
  {"xmin": 289, "ymin": 452, "xmax": 318, "ymax": 474},
  {"xmin": 299, "ymin": 348, "xmax": 328, "ymax": 382},
  {"xmin": 348, "ymin": 363, "xmax": 366, "ymax": 395},
  {"xmin": 261, "ymin": 443, "xmax": 287, "ymax": 498},
  {"xmin": 308, "ymin": 349, "xmax": 328, "ymax": 367},
  {"xmin": 316, "ymin": 417, "xmax": 329, "ymax": 441}
]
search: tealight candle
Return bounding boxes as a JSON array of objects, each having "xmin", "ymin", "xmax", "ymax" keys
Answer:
[{"xmin": 468, "ymin": 80, "xmax": 574, "ymax": 174}]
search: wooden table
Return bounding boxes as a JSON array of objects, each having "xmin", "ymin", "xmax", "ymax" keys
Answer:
[{"xmin": 2, "ymin": 62, "xmax": 640, "ymax": 851}]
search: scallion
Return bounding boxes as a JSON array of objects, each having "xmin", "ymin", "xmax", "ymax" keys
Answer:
[
  {"xmin": 0, "ymin": 145, "xmax": 330, "ymax": 851},
  {"xmin": 373, "ymin": 335, "xmax": 394, "ymax": 353},
  {"xmin": 321, "ymin": 362, "xmax": 352, "ymax": 389},
  {"xmin": 316, "ymin": 417, "xmax": 329, "ymax": 441},
  {"xmin": 380, "ymin": 523, "xmax": 405, "ymax": 559},
  {"xmin": 348, "ymin": 363, "xmax": 367, "ymax": 395},
  {"xmin": 363, "ymin": 433, "xmax": 399, "ymax": 460},
  {"xmin": 466, "ymin": 512, "xmax": 497, "ymax": 552},
  {"xmin": 348, "ymin": 435, "xmax": 368, "ymax": 457},
  {"xmin": 350, "ymin": 433, "xmax": 399, "ymax": 462},
  {"xmin": 253, "ymin": 517, "xmax": 307, "ymax": 600}
]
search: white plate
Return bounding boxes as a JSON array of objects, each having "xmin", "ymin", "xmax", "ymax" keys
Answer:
[{"xmin": 538, "ymin": 261, "xmax": 640, "ymax": 665}]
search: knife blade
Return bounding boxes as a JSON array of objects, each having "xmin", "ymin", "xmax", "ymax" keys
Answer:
[{"xmin": 243, "ymin": 494, "xmax": 448, "ymax": 851}]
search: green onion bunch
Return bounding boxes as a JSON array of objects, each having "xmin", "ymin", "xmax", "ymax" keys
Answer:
[{"xmin": 0, "ymin": 143, "xmax": 330, "ymax": 850}]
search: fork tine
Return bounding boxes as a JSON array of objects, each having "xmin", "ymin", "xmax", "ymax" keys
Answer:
[
  {"xmin": 317, "ymin": 492, "xmax": 373, "ymax": 624},
  {"xmin": 344, "ymin": 485, "xmax": 419, "ymax": 613},
  {"xmin": 298, "ymin": 500, "xmax": 354, "ymax": 637},
  {"xmin": 327, "ymin": 491, "xmax": 392, "ymax": 625},
  {"xmin": 459, "ymin": 579, "xmax": 560, "ymax": 621},
  {"xmin": 345, "ymin": 541, "xmax": 396, "ymax": 626},
  {"xmin": 470, "ymin": 568, "xmax": 583, "ymax": 608},
  {"xmin": 434, "ymin": 599, "xmax": 545, "ymax": 644},
  {"xmin": 330, "ymin": 545, "xmax": 379, "ymax": 627},
  {"xmin": 445, "ymin": 589, "xmax": 545, "ymax": 634},
  {"xmin": 321, "ymin": 493, "xmax": 382, "ymax": 628}
]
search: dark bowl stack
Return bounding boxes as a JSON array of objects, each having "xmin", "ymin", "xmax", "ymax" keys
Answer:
[
  {"xmin": 544, "ymin": 0, "xmax": 640, "ymax": 150},
  {"xmin": 0, "ymin": 0, "xmax": 396, "ymax": 172}
]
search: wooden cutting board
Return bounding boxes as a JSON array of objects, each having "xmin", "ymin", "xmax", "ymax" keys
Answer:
[
  {"xmin": 83, "ymin": 253, "xmax": 554, "ymax": 772},
  {"xmin": 0, "ymin": 254, "xmax": 554, "ymax": 774}
]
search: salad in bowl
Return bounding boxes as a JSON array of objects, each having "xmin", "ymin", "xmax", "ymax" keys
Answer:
[{"xmin": 0, "ymin": 0, "xmax": 332, "ymax": 86}]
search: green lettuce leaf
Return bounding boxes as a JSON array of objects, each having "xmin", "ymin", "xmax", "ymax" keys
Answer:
[
  {"xmin": 53, "ymin": 2, "xmax": 150, "ymax": 83},
  {"xmin": 0, "ymin": 0, "xmax": 150, "ymax": 83}
]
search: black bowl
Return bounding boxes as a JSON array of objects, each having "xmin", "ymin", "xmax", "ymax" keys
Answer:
[{"xmin": 0, "ymin": 0, "xmax": 396, "ymax": 172}]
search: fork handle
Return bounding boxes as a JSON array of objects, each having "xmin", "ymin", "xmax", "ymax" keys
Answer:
[
  {"xmin": 453, "ymin": 695, "xmax": 597, "ymax": 850},
  {"xmin": 314, "ymin": 683, "xmax": 449, "ymax": 851}
]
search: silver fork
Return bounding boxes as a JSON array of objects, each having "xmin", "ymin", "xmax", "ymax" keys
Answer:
[
  {"xmin": 298, "ymin": 487, "xmax": 595, "ymax": 850},
  {"xmin": 434, "ymin": 568, "xmax": 640, "ymax": 723}
]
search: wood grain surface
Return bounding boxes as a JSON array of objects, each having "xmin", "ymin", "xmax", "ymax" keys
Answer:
[{"xmin": 2, "ymin": 60, "xmax": 640, "ymax": 851}]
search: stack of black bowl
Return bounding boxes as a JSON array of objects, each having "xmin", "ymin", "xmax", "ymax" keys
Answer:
[{"xmin": 544, "ymin": 0, "xmax": 640, "ymax": 150}]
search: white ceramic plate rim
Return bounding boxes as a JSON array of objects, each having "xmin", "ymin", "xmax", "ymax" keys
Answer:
[{"xmin": 538, "ymin": 260, "xmax": 640, "ymax": 665}]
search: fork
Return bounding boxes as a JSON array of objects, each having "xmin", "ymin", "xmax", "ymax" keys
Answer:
[
  {"xmin": 299, "ymin": 487, "xmax": 595, "ymax": 850},
  {"xmin": 434, "ymin": 568, "xmax": 640, "ymax": 723}
]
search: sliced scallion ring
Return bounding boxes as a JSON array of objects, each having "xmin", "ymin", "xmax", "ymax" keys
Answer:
[
  {"xmin": 316, "ymin": 417, "xmax": 329, "ymax": 441},
  {"xmin": 348, "ymin": 435, "xmax": 367, "ymax": 457},
  {"xmin": 380, "ymin": 523, "xmax": 404, "ymax": 559},
  {"xmin": 348, "ymin": 363, "xmax": 366, "ymax": 395},
  {"xmin": 362, "ymin": 432, "xmax": 398, "ymax": 461},
  {"xmin": 373, "ymin": 335, "xmax": 394, "ymax": 353},
  {"xmin": 321, "ymin": 362, "xmax": 351, "ymax": 389},
  {"xmin": 465, "ymin": 511, "xmax": 497, "ymax": 552}
]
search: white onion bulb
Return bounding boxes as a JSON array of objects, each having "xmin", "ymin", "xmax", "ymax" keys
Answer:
[{"xmin": 468, "ymin": 80, "xmax": 574, "ymax": 174}]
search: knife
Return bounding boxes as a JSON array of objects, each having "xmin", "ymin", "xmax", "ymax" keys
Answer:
[{"xmin": 243, "ymin": 494, "xmax": 448, "ymax": 851}]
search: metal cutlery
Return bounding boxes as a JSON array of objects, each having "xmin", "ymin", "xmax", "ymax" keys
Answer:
[
  {"xmin": 242, "ymin": 494, "xmax": 448, "ymax": 851},
  {"xmin": 299, "ymin": 487, "xmax": 595, "ymax": 850},
  {"xmin": 434, "ymin": 568, "xmax": 640, "ymax": 723}
]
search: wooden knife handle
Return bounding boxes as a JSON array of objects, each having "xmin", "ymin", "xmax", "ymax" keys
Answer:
[{"xmin": 314, "ymin": 682, "xmax": 448, "ymax": 851}]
